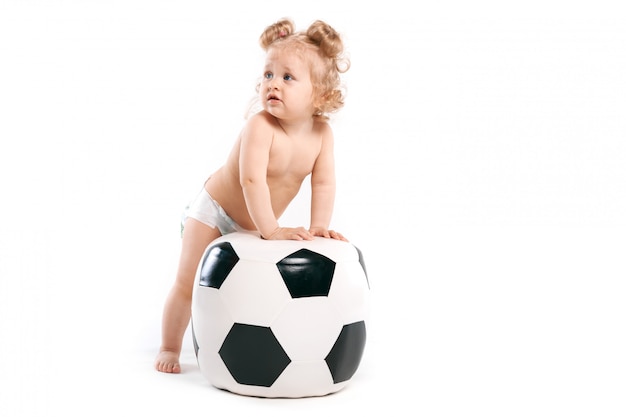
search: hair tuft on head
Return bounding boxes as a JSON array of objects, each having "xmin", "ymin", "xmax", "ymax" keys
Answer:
[{"xmin": 259, "ymin": 18, "xmax": 295, "ymax": 50}]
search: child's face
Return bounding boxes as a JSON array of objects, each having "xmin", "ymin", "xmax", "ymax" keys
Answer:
[{"xmin": 261, "ymin": 47, "xmax": 315, "ymax": 121}]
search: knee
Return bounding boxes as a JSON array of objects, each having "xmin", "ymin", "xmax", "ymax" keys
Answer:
[{"xmin": 170, "ymin": 280, "xmax": 194, "ymax": 302}]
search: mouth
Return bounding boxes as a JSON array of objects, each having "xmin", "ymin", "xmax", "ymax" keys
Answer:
[{"xmin": 267, "ymin": 93, "xmax": 281, "ymax": 103}]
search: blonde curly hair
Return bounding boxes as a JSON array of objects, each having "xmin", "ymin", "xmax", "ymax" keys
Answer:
[{"xmin": 255, "ymin": 18, "xmax": 350, "ymax": 121}]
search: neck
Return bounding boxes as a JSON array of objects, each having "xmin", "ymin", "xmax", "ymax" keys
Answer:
[{"xmin": 274, "ymin": 115, "xmax": 315, "ymax": 138}]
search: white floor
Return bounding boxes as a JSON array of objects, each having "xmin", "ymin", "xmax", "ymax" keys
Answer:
[
  {"xmin": 2, "ymin": 178, "xmax": 625, "ymax": 417},
  {"xmin": 3, "ymin": 223, "xmax": 625, "ymax": 416}
]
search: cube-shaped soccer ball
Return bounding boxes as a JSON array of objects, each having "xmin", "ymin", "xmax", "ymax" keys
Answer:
[{"xmin": 191, "ymin": 232, "xmax": 370, "ymax": 398}]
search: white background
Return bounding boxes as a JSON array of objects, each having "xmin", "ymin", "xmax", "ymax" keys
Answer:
[{"xmin": 1, "ymin": 0, "xmax": 625, "ymax": 415}]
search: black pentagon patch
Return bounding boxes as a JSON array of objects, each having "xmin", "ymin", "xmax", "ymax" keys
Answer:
[
  {"xmin": 276, "ymin": 249, "xmax": 336, "ymax": 298},
  {"xmin": 354, "ymin": 245, "xmax": 370, "ymax": 289},
  {"xmin": 198, "ymin": 242, "xmax": 239, "ymax": 288},
  {"xmin": 219, "ymin": 323, "xmax": 291, "ymax": 387},
  {"xmin": 325, "ymin": 321, "xmax": 366, "ymax": 383}
]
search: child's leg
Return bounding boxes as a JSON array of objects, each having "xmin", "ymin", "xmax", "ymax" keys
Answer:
[{"xmin": 155, "ymin": 217, "xmax": 221, "ymax": 373}]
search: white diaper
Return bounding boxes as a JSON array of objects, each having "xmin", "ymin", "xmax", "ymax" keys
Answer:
[{"xmin": 182, "ymin": 188, "xmax": 246, "ymax": 235}]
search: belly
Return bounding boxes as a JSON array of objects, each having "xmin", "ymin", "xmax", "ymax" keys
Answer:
[{"xmin": 205, "ymin": 171, "xmax": 304, "ymax": 231}]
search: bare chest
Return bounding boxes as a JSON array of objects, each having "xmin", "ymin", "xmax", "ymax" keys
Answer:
[{"xmin": 267, "ymin": 134, "xmax": 321, "ymax": 180}]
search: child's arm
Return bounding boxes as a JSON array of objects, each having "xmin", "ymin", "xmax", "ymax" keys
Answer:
[
  {"xmin": 239, "ymin": 115, "xmax": 313, "ymax": 241},
  {"xmin": 239, "ymin": 115, "xmax": 280, "ymax": 238},
  {"xmin": 309, "ymin": 125, "xmax": 347, "ymax": 241}
]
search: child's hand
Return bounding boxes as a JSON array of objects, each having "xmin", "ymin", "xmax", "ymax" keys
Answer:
[
  {"xmin": 309, "ymin": 227, "xmax": 348, "ymax": 242},
  {"xmin": 264, "ymin": 227, "xmax": 314, "ymax": 241}
]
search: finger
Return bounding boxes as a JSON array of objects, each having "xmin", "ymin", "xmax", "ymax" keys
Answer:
[
  {"xmin": 330, "ymin": 230, "xmax": 348, "ymax": 241},
  {"xmin": 285, "ymin": 230, "xmax": 303, "ymax": 241},
  {"xmin": 312, "ymin": 230, "xmax": 329, "ymax": 238}
]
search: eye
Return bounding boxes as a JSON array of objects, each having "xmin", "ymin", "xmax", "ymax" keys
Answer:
[
  {"xmin": 283, "ymin": 74, "xmax": 294, "ymax": 81},
  {"xmin": 264, "ymin": 72, "xmax": 273, "ymax": 80}
]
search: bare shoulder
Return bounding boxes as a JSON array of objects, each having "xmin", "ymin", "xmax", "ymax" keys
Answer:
[
  {"xmin": 314, "ymin": 120, "xmax": 335, "ymax": 144},
  {"xmin": 244, "ymin": 111, "xmax": 279, "ymax": 134}
]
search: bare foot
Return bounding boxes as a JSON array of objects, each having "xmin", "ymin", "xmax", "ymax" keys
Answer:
[{"xmin": 155, "ymin": 350, "xmax": 181, "ymax": 373}]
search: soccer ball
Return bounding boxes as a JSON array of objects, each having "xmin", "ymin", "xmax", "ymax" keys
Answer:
[{"xmin": 190, "ymin": 231, "xmax": 370, "ymax": 398}]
